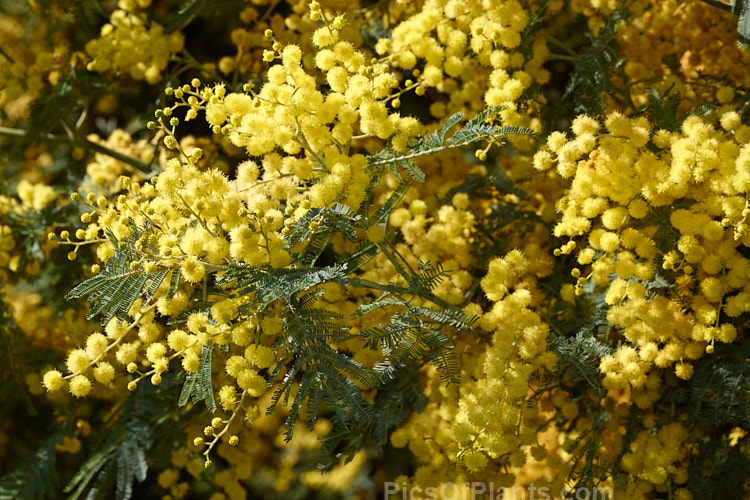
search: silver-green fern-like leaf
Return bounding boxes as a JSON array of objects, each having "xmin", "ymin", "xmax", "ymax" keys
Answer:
[
  {"xmin": 66, "ymin": 225, "xmax": 171, "ymax": 325},
  {"xmin": 738, "ymin": 0, "xmax": 750, "ymax": 48},
  {"xmin": 178, "ymin": 345, "xmax": 216, "ymax": 413},
  {"xmin": 368, "ymin": 106, "xmax": 533, "ymax": 183}
]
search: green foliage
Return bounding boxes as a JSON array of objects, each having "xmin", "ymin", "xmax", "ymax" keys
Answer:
[
  {"xmin": 549, "ymin": 331, "xmax": 614, "ymax": 397},
  {"xmin": 64, "ymin": 376, "xmax": 183, "ymax": 500},
  {"xmin": 270, "ymin": 292, "xmax": 376, "ymax": 441},
  {"xmin": 221, "ymin": 263, "xmax": 377, "ymax": 441},
  {"xmin": 359, "ymin": 18, "xmax": 391, "ymax": 54},
  {"xmin": 737, "ymin": 0, "xmax": 750, "ymax": 48},
  {"xmin": 361, "ymin": 305, "xmax": 462, "ymax": 385},
  {"xmin": 548, "ymin": 276, "xmax": 615, "ymax": 399},
  {"xmin": 686, "ymin": 432, "xmax": 750, "ymax": 499},
  {"xmin": 446, "ymin": 161, "xmax": 540, "ymax": 260},
  {"xmin": 60, "ymin": 0, "xmax": 108, "ymax": 41},
  {"xmin": 179, "ymin": 345, "xmax": 217, "ymax": 413},
  {"xmin": 449, "ymin": 108, "xmax": 533, "ymax": 145},
  {"xmin": 220, "ymin": 251, "xmax": 475, "ymax": 451},
  {"xmin": 563, "ymin": 409, "xmax": 614, "ymax": 495},
  {"xmin": 355, "ymin": 264, "xmax": 476, "ymax": 386},
  {"xmin": 0, "ymin": 291, "xmax": 62, "ymax": 421},
  {"xmin": 3, "ymin": 204, "xmax": 81, "ymax": 289},
  {"xmin": 0, "ymin": 332, "xmax": 53, "ymax": 419},
  {"xmin": 518, "ymin": 0, "xmax": 551, "ymax": 59},
  {"xmin": 0, "ymin": 374, "xmax": 179, "ymax": 500},
  {"xmin": 163, "ymin": 0, "xmax": 205, "ymax": 33},
  {"xmin": 676, "ymin": 335, "xmax": 750, "ymax": 430},
  {"xmin": 0, "ymin": 433, "xmax": 62, "ymax": 500},
  {"xmin": 642, "ymin": 85, "xmax": 717, "ymax": 132},
  {"xmin": 220, "ymin": 263, "xmax": 351, "ymax": 313},
  {"xmin": 66, "ymin": 222, "xmax": 171, "ymax": 325},
  {"xmin": 372, "ymin": 180, "xmax": 412, "ymax": 225},
  {"xmin": 562, "ymin": 8, "xmax": 629, "ymax": 117},
  {"xmin": 286, "ymin": 203, "xmax": 359, "ymax": 266},
  {"xmin": 446, "ymin": 161, "xmax": 524, "ymax": 201},
  {"xmin": 265, "ymin": 272, "xmax": 472, "ymax": 459},
  {"xmin": 0, "ymin": 295, "xmax": 64, "ymax": 498},
  {"xmin": 28, "ymin": 67, "xmax": 112, "ymax": 140},
  {"xmin": 658, "ymin": 334, "xmax": 750, "ymax": 498},
  {"xmin": 319, "ymin": 371, "xmax": 427, "ymax": 466},
  {"xmin": 336, "ymin": 236, "xmax": 382, "ymax": 273},
  {"xmin": 368, "ymin": 107, "xmax": 534, "ymax": 184},
  {"xmin": 643, "ymin": 271, "xmax": 675, "ymax": 299},
  {"xmin": 644, "ymin": 86, "xmax": 682, "ymax": 131},
  {"xmin": 547, "ymin": 288, "xmax": 620, "ymax": 490}
]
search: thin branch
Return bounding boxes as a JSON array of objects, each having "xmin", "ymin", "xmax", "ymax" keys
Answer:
[
  {"xmin": 0, "ymin": 44, "xmax": 15, "ymax": 63},
  {"xmin": 544, "ymin": 34, "xmax": 578, "ymax": 58},
  {"xmin": 348, "ymin": 277, "xmax": 459, "ymax": 313},
  {"xmin": 0, "ymin": 125, "xmax": 153, "ymax": 173},
  {"xmin": 369, "ymin": 135, "xmax": 502, "ymax": 168}
]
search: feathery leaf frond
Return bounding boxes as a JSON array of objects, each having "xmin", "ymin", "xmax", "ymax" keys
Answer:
[{"xmin": 66, "ymin": 223, "xmax": 171, "ymax": 325}]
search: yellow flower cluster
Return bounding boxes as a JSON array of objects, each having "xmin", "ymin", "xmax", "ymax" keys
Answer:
[
  {"xmin": 553, "ymin": 0, "xmax": 649, "ymax": 32},
  {"xmin": 0, "ymin": 8, "xmax": 69, "ymax": 119},
  {"xmin": 38, "ymin": 3, "xmax": 532, "ymax": 481},
  {"xmin": 389, "ymin": 247, "xmax": 560, "ymax": 489},
  {"xmin": 43, "ymin": 4, "xmax": 499, "ymax": 469},
  {"xmin": 0, "ymin": 192, "xmax": 16, "ymax": 282},
  {"xmin": 6, "ymin": 0, "xmax": 746, "ymax": 496},
  {"xmin": 212, "ymin": 0, "xmax": 367, "ymax": 79},
  {"xmin": 82, "ymin": 129, "xmax": 154, "ymax": 189},
  {"xmin": 4, "ymin": 289, "xmax": 92, "ymax": 353},
  {"xmin": 379, "ymin": 0, "xmax": 549, "ymax": 141},
  {"xmin": 0, "ymin": 176, "xmax": 62, "ymax": 280},
  {"xmin": 619, "ymin": 422, "xmax": 691, "ymax": 498},
  {"xmin": 40, "ymin": 166, "xmax": 295, "ymax": 475},
  {"xmin": 618, "ymin": 0, "xmax": 750, "ymax": 109},
  {"xmin": 383, "ymin": 193, "xmax": 476, "ymax": 303},
  {"xmin": 85, "ymin": 9, "xmax": 184, "ymax": 84},
  {"xmin": 536, "ymin": 110, "xmax": 750, "ymax": 391},
  {"xmin": 177, "ymin": 25, "xmax": 427, "ymax": 211}
]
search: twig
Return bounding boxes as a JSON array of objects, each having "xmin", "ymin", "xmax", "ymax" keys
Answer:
[
  {"xmin": 0, "ymin": 44, "xmax": 15, "ymax": 63},
  {"xmin": 0, "ymin": 125, "xmax": 153, "ymax": 173}
]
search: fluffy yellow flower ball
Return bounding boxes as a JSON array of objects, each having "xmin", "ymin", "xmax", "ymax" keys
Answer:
[
  {"xmin": 42, "ymin": 369, "xmax": 64, "ymax": 392},
  {"xmin": 69, "ymin": 375, "xmax": 92, "ymax": 397}
]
